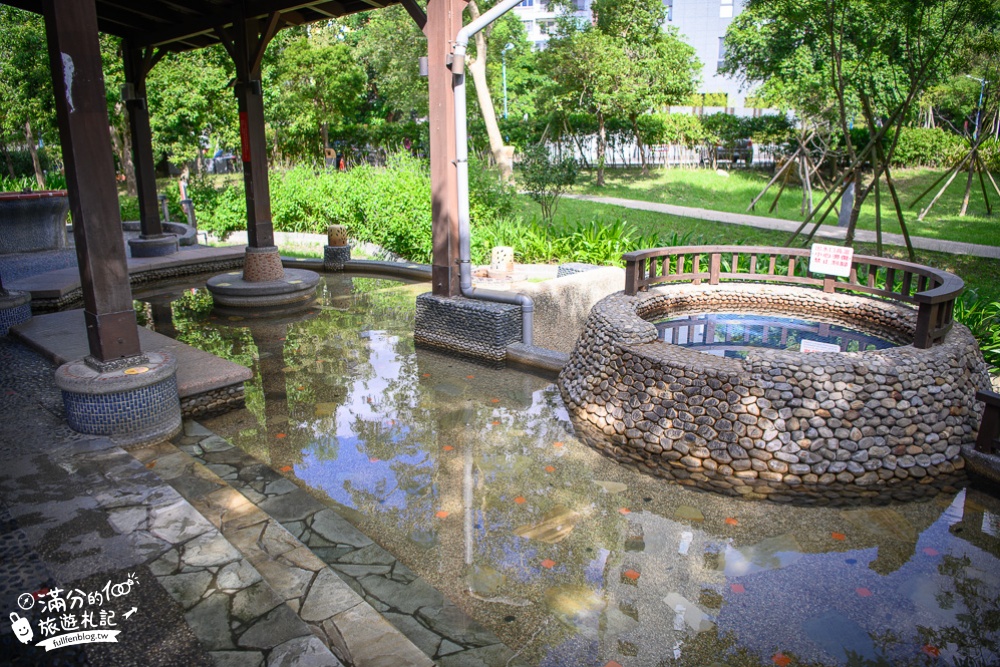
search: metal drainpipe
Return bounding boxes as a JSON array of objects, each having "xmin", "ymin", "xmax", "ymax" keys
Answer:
[{"xmin": 452, "ymin": 0, "xmax": 534, "ymax": 346}]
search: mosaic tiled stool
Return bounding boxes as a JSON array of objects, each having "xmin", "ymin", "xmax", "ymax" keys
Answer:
[
  {"xmin": 55, "ymin": 351, "xmax": 181, "ymax": 447},
  {"xmin": 0, "ymin": 290, "xmax": 31, "ymax": 336}
]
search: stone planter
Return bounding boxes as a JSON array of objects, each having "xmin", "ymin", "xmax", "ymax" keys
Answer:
[{"xmin": 0, "ymin": 190, "xmax": 70, "ymax": 254}]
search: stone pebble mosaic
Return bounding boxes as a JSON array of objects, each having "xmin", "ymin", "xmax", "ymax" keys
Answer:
[{"xmin": 559, "ymin": 284, "xmax": 992, "ymax": 502}]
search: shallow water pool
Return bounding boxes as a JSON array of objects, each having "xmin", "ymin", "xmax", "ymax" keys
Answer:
[{"xmin": 135, "ymin": 275, "xmax": 1000, "ymax": 667}]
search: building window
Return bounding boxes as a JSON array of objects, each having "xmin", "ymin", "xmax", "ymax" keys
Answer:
[
  {"xmin": 665, "ymin": 0, "xmax": 673, "ymax": 21},
  {"xmin": 519, "ymin": 0, "xmax": 533, "ymax": 7},
  {"xmin": 523, "ymin": 20, "xmax": 534, "ymax": 33},
  {"xmin": 718, "ymin": 37, "xmax": 726, "ymax": 70},
  {"xmin": 539, "ymin": 19, "xmax": 555, "ymax": 34},
  {"xmin": 720, "ymin": 0, "xmax": 733, "ymax": 18}
]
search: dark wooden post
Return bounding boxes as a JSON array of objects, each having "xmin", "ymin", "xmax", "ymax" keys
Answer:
[
  {"xmin": 976, "ymin": 390, "xmax": 1000, "ymax": 455},
  {"xmin": 122, "ymin": 41, "xmax": 165, "ymax": 239},
  {"xmin": 222, "ymin": 14, "xmax": 278, "ymax": 249},
  {"xmin": 424, "ymin": 0, "xmax": 464, "ymax": 296},
  {"xmin": 42, "ymin": 0, "xmax": 142, "ymax": 363}
]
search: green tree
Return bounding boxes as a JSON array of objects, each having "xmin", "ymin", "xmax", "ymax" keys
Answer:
[
  {"xmin": 0, "ymin": 6, "xmax": 57, "ymax": 188},
  {"xmin": 722, "ymin": 0, "xmax": 999, "ymax": 253},
  {"xmin": 541, "ymin": 0, "xmax": 699, "ymax": 184},
  {"xmin": 146, "ymin": 45, "xmax": 237, "ymax": 175},
  {"xmin": 269, "ymin": 30, "xmax": 366, "ymax": 163},
  {"xmin": 519, "ymin": 143, "xmax": 578, "ymax": 221},
  {"xmin": 350, "ymin": 6, "xmax": 428, "ymax": 121}
]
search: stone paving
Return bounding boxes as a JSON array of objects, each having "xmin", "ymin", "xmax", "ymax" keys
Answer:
[
  {"xmin": 172, "ymin": 425, "xmax": 525, "ymax": 667},
  {"xmin": 0, "ymin": 337, "xmax": 340, "ymax": 666}
]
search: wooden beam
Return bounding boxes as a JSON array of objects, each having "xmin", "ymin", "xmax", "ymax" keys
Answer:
[
  {"xmin": 42, "ymin": 0, "xmax": 142, "ymax": 362},
  {"xmin": 233, "ymin": 14, "xmax": 275, "ymax": 248},
  {"xmin": 309, "ymin": 1, "xmax": 348, "ymax": 17},
  {"xmin": 399, "ymin": 0, "xmax": 426, "ymax": 29},
  {"xmin": 250, "ymin": 12, "xmax": 284, "ymax": 75},
  {"xmin": 425, "ymin": 0, "xmax": 463, "ymax": 296}
]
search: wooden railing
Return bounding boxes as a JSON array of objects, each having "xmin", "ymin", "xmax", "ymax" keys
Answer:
[
  {"xmin": 977, "ymin": 390, "xmax": 1000, "ymax": 455},
  {"xmin": 622, "ymin": 245, "xmax": 965, "ymax": 349}
]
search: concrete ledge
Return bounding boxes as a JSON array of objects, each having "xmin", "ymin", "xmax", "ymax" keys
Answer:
[
  {"xmin": 10, "ymin": 309, "xmax": 252, "ymax": 403},
  {"xmin": 506, "ymin": 342, "xmax": 569, "ymax": 373},
  {"xmin": 8, "ymin": 244, "xmax": 246, "ymax": 304},
  {"xmin": 128, "ymin": 233, "xmax": 180, "ymax": 257}
]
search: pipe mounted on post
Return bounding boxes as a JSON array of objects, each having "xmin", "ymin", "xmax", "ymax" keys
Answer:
[{"xmin": 450, "ymin": 0, "xmax": 534, "ymax": 345}]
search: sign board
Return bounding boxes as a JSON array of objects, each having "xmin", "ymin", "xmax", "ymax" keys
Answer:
[
  {"xmin": 808, "ymin": 243, "xmax": 853, "ymax": 278},
  {"xmin": 800, "ymin": 339, "xmax": 842, "ymax": 353}
]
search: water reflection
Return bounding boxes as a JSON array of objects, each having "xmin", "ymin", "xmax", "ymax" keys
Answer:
[
  {"xmin": 133, "ymin": 276, "xmax": 1000, "ymax": 667},
  {"xmin": 653, "ymin": 313, "xmax": 895, "ymax": 357}
]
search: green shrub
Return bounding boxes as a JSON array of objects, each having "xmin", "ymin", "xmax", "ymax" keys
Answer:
[
  {"xmin": 955, "ymin": 290, "xmax": 1000, "ymax": 372},
  {"xmin": 518, "ymin": 144, "xmax": 578, "ymax": 221},
  {"xmin": 889, "ymin": 127, "xmax": 965, "ymax": 168}
]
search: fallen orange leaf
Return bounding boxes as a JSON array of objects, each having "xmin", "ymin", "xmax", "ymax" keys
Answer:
[
  {"xmin": 540, "ymin": 558, "xmax": 556, "ymax": 569},
  {"xmin": 772, "ymin": 654, "xmax": 791, "ymax": 667},
  {"xmin": 443, "ymin": 445, "xmax": 454, "ymax": 451},
  {"xmin": 436, "ymin": 510, "xmax": 449, "ymax": 519},
  {"xmin": 544, "ymin": 465, "xmax": 555, "ymax": 473},
  {"xmin": 725, "ymin": 517, "xmax": 739, "ymax": 526}
]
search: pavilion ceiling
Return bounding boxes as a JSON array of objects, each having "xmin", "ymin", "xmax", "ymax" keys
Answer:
[{"xmin": 0, "ymin": 0, "xmax": 409, "ymax": 52}]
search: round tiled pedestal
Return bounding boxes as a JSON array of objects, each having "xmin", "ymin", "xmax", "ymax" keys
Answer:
[
  {"xmin": 128, "ymin": 233, "xmax": 179, "ymax": 257},
  {"xmin": 55, "ymin": 351, "xmax": 181, "ymax": 447},
  {"xmin": 207, "ymin": 246, "xmax": 319, "ymax": 316},
  {"xmin": 0, "ymin": 290, "xmax": 31, "ymax": 336}
]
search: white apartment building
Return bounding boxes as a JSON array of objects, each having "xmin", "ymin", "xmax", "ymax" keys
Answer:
[{"xmin": 514, "ymin": 0, "xmax": 748, "ymax": 107}]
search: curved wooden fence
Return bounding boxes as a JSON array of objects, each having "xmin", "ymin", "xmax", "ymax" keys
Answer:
[{"xmin": 621, "ymin": 245, "xmax": 964, "ymax": 349}]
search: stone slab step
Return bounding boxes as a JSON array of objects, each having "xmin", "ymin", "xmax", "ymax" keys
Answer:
[
  {"xmin": 0, "ymin": 408, "xmax": 336, "ymax": 667},
  {"xmin": 173, "ymin": 420, "xmax": 526, "ymax": 667},
  {"xmin": 10, "ymin": 309, "xmax": 252, "ymax": 399},
  {"xmin": 131, "ymin": 431, "xmax": 433, "ymax": 667}
]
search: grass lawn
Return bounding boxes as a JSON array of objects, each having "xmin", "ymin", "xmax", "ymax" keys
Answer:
[
  {"xmin": 571, "ymin": 166, "xmax": 1000, "ymax": 247},
  {"xmin": 514, "ymin": 194, "xmax": 1000, "ymax": 303}
]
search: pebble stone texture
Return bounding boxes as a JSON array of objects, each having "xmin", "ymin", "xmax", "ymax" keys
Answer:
[
  {"xmin": 414, "ymin": 293, "xmax": 522, "ymax": 364},
  {"xmin": 241, "ymin": 246, "xmax": 286, "ymax": 283},
  {"xmin": 55, "ymin": 352, "xmax": 182, "ymax": 448},
  {"xmin": 172, "ymin": 425, "xmax": 526, "ymax": 667},
  {"xmin": 559, "ymin": 283, "xmax": 991, "ymax": 502},
  {"xmin": 182, "ymin": 384, "xmax": 246, "ymax": 421},
  {"xmin": 556, "ymin": 262, "xmax": 602, "ymax": 278},
  {"xmin": 0, "ymin": 290, "xmax": 32, "ymax": 336},
  {"xmin": 323, "ymin": 245, "xmax": 352, "ymax": 272},
  {"xmin": 0, "ymin": 337, "xmax": 338, "ymax": 666}
]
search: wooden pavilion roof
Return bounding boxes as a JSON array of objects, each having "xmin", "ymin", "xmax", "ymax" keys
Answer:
[{"xmin": 1, "ymin": 0, "xmax": 416, "ymax": 53}]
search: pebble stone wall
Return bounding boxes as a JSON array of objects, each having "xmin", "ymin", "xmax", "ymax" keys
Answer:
[
  {"xmin": 414, "ymin": 293, "xmax": 521, "ymax": 364},
  {"xmin": 180, "ymin": 384, "xmax": 245, "ymax": 420},
  {"xmin": 558, "ymin": 283, "xmax": 991, "ymax": 502}
]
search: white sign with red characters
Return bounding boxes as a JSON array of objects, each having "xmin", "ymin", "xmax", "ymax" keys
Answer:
[{"xmin": 808, "ymin": 243, "xmax": 854, "ymax": 278}]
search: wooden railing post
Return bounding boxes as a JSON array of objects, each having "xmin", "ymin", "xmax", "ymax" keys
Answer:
[
  {"xmin": 976, "ymin": 390, "xmax": 1000, "ymax": 455},
  {"xmin": 625, "ymin": 258, "xmax": 641, "ymax": 295},
  {"xmin": 709, "ymin": 253, "xmax": 721, "ymax": 285},
  {"xmin": 913, "ymin": 302, "xmax": 933, "ymax": 348}
]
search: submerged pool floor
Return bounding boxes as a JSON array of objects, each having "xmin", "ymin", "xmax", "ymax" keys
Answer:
[{"xmin": 135, "ymin": 275, "xmax": 1000, "ymax": 667}]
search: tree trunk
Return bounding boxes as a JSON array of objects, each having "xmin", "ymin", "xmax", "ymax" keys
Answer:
[
  {"xmin": 596, "ymin": 112, "xmax": 607, "ymax": 187},
  {"xmin": 321, "ymin": 123, "xmax": 329, "ymax": 162},
  {"xmin": 24, "ymin": 120, "xmax": 45, "ymax": 189},
  {"xmin": 109, "ymin": 116, "xmax": 137, "ymax": 197},
  {"xmin": 467, "ymin": 1, "xmax": 513, "ymax": 181},
  {"xmin": 959, "ymin": 152, "xmax": 976, "ymax": 217},
  {"xmin": 0, "ymin": 141, "xmax": 14, "ymax": 178},
  {"xmin": 631, "ymin": 116, "xmax": 649, "ymax": 176}
]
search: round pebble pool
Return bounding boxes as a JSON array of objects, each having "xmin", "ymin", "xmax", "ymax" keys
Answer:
[
  {"xmin": 134, "ymin": 275, "xmax": 1000, "ymax": 667},
  {"xmin": 653, "ymin": 312, "xmax": 896, "ymax": 358}
]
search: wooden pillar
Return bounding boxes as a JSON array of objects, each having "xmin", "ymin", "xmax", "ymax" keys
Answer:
[
  {"xmin": 122, "ymin": 41, "xmax": 165, "ymax": 239},
  {"xmin": 229, "ymin": 15, "xmax": 275, "ymax": 249},
  {"xmin": 424, "ymin": 0, "xmax": 465, "ymax": 296},
  {"xmin": 42, "ymin": 0, "xmax": 141, "ymax": 363}
]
